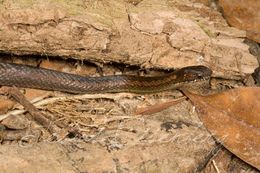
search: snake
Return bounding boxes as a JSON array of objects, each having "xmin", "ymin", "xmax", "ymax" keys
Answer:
[{"xmin": 0, "ymin": 62, "xmax": 212, "ymax": 94}]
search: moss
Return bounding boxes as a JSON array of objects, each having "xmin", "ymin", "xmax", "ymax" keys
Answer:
[
  {"xmin": 197, "ymin": 22, "xmax": 218, "ymax": 38},
  {"xmin": 83, "ymin": 0, "xmax": 127, "ymax": 24},
  {"xmin": 12, "ymin": 0, "xmax": 35, "ymax": 8},
  {"xmin": 0, "ymin": 0, "xmax": 127, "ymax": 29},
  {"xmin": 48, "ymin": 0, "xmax": 85, "ymax": 15},
  {"xmin": 45, "ymin": 0, "xmax": 126, "ymax": 27}
]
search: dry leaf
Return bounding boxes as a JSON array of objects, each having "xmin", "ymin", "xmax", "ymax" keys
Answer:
[
  {"xmin": 135, "ymin": 96, "xmax": 186, "ymax": 115},
  {"xmin": 184, "ymin": 87, "xmax": 260, "ymax": 170}
]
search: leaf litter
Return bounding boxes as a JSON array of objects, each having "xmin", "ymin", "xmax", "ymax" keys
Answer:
[{"xmin": 184, "ymin": 87, "xmax": 260, "ymax": 170}]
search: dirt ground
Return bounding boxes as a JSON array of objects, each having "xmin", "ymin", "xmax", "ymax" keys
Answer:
[{"xmin": 0, "ymin": 56, "xmax": 258, "ymax": 173}]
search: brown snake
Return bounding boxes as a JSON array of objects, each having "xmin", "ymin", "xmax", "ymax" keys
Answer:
[{"xmin": 0, "ymin": 62, "xmax": 212, "ymax": 94}]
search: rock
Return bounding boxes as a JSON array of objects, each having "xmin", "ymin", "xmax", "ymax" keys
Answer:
[{"xmin": 0, "ymin": 143, "xmax": 77, "ymax": 173}]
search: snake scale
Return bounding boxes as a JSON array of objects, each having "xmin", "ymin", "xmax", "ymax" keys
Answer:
[{"xmin": 0, "ymin": 62, "xmax": 212, "ymax": 94}]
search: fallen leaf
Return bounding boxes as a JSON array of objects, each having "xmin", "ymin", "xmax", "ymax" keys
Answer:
[
  {"xmin": 184, "ymin": 87, "xmax": 260, "ymax": 170},
  {"xmin": 135, "ymin": 96, "xmax": 186, "ymax": 115}
]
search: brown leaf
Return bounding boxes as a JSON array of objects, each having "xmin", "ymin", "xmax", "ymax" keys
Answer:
[
  {"xmin": 135, "ymin": 97, "xmax": 186, "ymax": 115},
  {"xmin": 184, "ymin": 87, "xmax": 260, "ymax": 170}
]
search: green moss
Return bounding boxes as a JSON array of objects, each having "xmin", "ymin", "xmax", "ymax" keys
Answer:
[
  {"xmin": 86, "ymin": 0, "xmax": 127, "ymax": 27},
  {"xmin": 48, "ymin": 0, "xmax": 85, "ymax": 15},
  {"xmin": 197, "ymin": 22, "xmax": 218, "ymax": 38},
  {"xmin": 1, "ymin": 0, "xmax": 127, "ymax": 28},
  {"xmin": 12, "ymin": 0, "xmax": 35, "ymax": 8},
  {"xmin": 46, "ymin": 0, "xmax": 126, "ymax": 27}
]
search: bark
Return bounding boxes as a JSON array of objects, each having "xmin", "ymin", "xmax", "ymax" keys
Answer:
[{"xmin": 0, "ymin": 0, "xmax": 258, "ymax": 79}]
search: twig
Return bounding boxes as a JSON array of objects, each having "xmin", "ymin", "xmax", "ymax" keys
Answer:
[
  {"xmin": 0, "ymin": 92, "xmax": 136, "ymax": 121},
  {"xmin": 194, "ymin": 143, "xmax": 223, "ymax": 172},
  {"xmin": 2, "ymin": 87, "xmax": 59, "ymax": 134},
  {"xmin": 212, "ymin": 160, "xmax": 221, "ymax": 173}
]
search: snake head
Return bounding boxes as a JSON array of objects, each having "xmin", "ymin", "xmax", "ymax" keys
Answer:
[{"xmin": 177, "ymin": 65, "xmax": 212, "ymax": 82}]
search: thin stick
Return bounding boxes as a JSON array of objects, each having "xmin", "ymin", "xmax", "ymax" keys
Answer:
[
  {"xmin": 2, "ymin": 87, "xmax": 58, "ymax": 134},
  {"xmin": 0, "ymin": 92, "xmax": 136, "ymax": 121}
]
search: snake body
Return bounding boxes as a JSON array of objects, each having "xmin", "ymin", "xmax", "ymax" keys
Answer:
[{"xmin": 0, "ymin": 62, "xmax": 212, "ymax": 94}]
